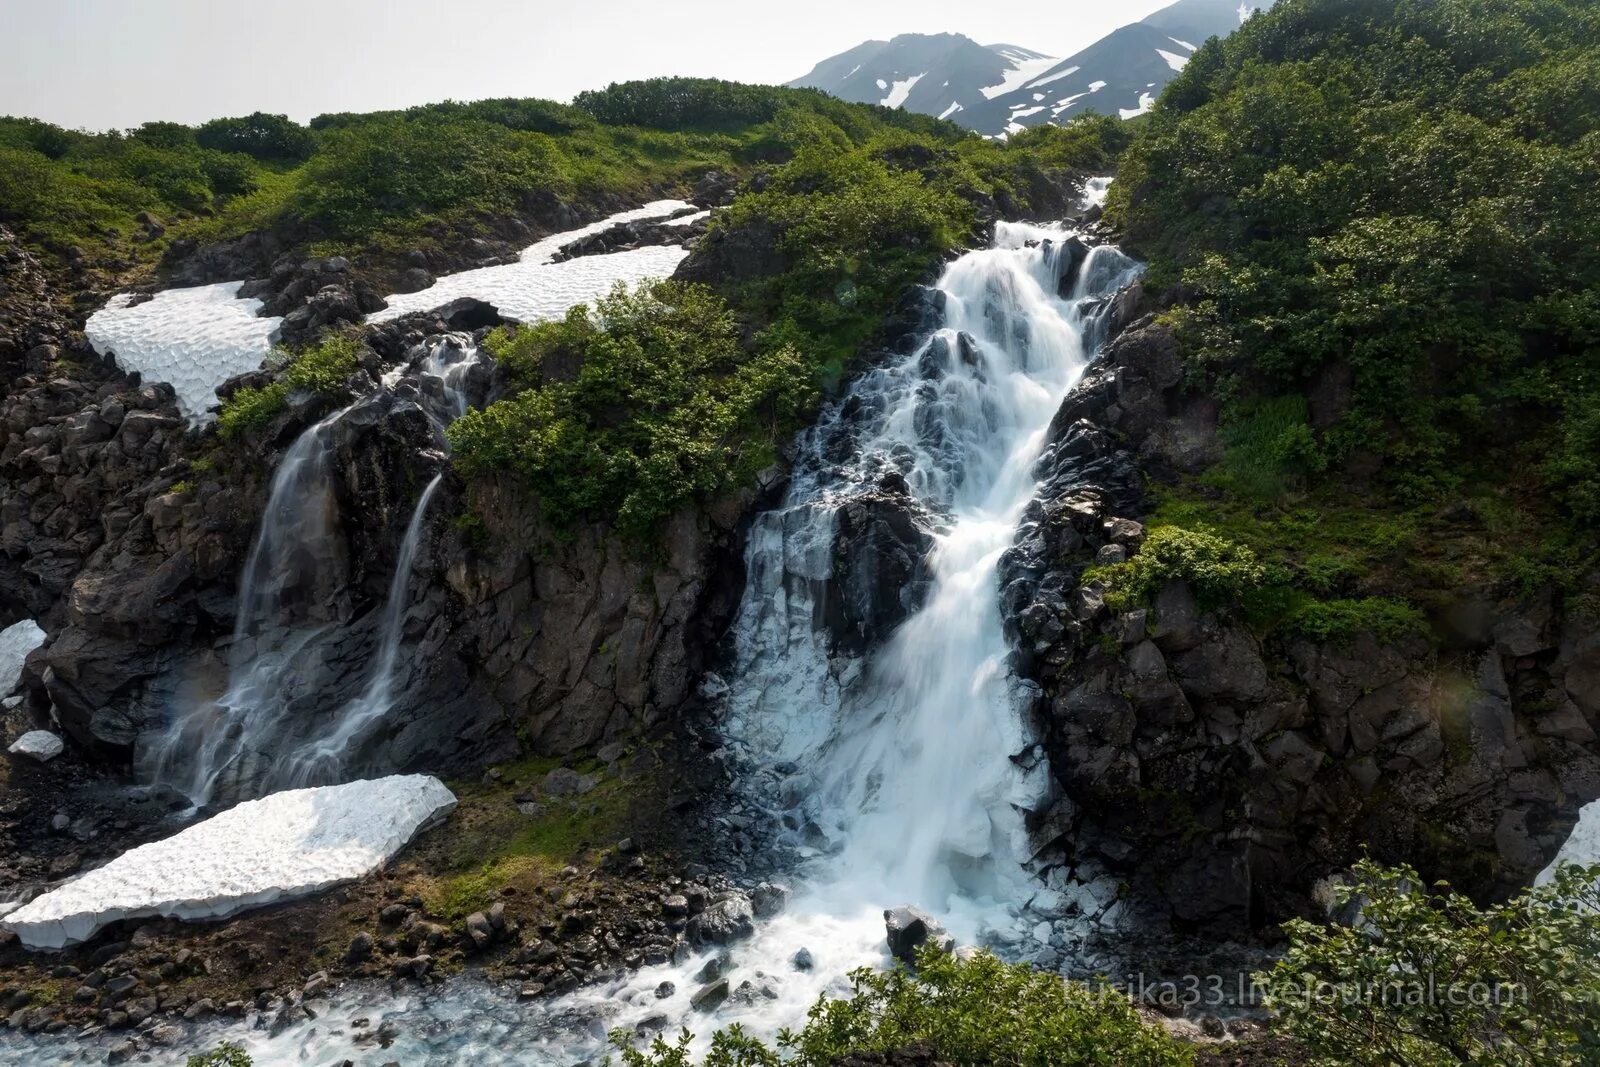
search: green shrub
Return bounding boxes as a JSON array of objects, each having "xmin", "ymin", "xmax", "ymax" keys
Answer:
[
  {"xmin": 613, "ymin": 946, "xmax": 1191, "ymax": 1066},
  {"xmin": 194, "ymin": 112, "xmax": 316, "ymax": 161},
  {"xmin": 1204, "ymin": 395, "xmax": 1326, "ymax": 502},
  {"xmin": 449, "ymin": 281, "xmax": 810, "ymax": 537},
  {"xmin": 1283, "ymin": 597, "xmax": 1429, "ymax": 645},
  {"xmin": 1109, "ymin": 0, "xmax": 1600, "ymax": 532},
  {"xmin": 186, "ymin": 1043, "xmax": 252, "ymax": 1067},
  {"xmin": 1093, "ymin": 525, "xmax": 1267, "ymax": 611},
  {"xmin": 1259, "ymin": 858, "xmax": 1600, "ymax": 1066},
  {"xmin": 216, "ymin": 335, "xmax": 363, "ymax": 440}
]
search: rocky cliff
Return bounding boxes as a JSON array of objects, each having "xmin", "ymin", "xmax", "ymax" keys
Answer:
[{"xmin": 997, "ymin": 281, "xmax": 1600, "ymax": 968}]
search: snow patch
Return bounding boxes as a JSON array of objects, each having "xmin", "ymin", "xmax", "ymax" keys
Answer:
[
  {"xmin": 875, "ymin": 78, "xmax": 888, "ymax": 90},
  {"xmin": 1156, "ymin": 48, "xmax": 1190, "ymax": 71},
  {"xmin": 1089, "ymin": 80, "xmax": 1107, "ymax": 92},
  {"xmin": 938, "ymin": 101, "xmax": 964, "ymax": 120},
  {"xmin": 3, "ymin": 775, "xmax": 457, "ymax": 949},
  {"xmin": 880, "ymin": 72, "xmax": 926, "ymax": 108},
  {"xmin": 8, "ymin": 731, "xmax": 63, "ymax": 763},
  {"xmin": 1027, "ymin": 65, "xmax": 1081, "ymax": 89},
  {"xmin": 85, "ymin": 282, "xmax": 283, "ymax": 425},
  {"xmin": 980, "ymin": 53, "xmax": 1060, "ymax": 99},
  {"xmin": 1170, "ymin": 37, "xmax": 1198, "ymax": 51},
  {"xmin": 371, "ymin": 202, "xmax": 695, "ymax": 325},
  {"xmin": 1120, "ymin": 92, "xmax": 1157, "ymax": 119},
  {"xmin": 1009, "ymin": 106, "xmax": 1045, "ymax": 119},
  {"xmin": 0, "ymin": 619, "xmax": 44, "ymax": 696},
  {"xmin": 661, "ymin": 209, "xmax": 711, "ymax": 227},
  {"xmin": 1538, "ymin": 800, "xmax": 1600, "ymax": 886}
]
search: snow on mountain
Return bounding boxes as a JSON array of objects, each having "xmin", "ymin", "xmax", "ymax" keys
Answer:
[{"xmin": 790, "ymin": 0, "xmax": 1272, "ymax": 137}]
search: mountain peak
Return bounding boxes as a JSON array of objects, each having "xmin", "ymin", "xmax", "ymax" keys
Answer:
[{"xmin": 792, "ymin": 0, "xmax": 1272, "ymax": 136}]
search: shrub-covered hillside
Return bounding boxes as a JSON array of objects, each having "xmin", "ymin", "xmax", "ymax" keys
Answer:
[
  {"xmin": 0, "ymin": 79, "xmax": 1119, "ymax": 276},
  {"xmin": 1106, "ymin": 0, "xmax": 1600, "ymax": 621}
]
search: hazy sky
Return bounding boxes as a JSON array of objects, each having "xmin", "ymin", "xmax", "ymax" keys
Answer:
[{"xmin": 2, "ymin": 0, "xmax": 1173, "ymax": 130}]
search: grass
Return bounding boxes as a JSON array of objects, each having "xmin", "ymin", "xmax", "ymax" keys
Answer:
[{"xmin": 417, "ymin": 755, "xmax": 637, "ymax": 920}]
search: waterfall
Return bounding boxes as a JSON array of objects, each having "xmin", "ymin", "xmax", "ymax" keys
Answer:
[
  {"xmin": 281, "ymin": 472, "xmax": 444, "ymax": 786},
  {"xmin": 138, "ymin": 337, "xmax": 486, "ymax": 804},
  {"xmin": 725, "ymin": 225, "xmax": 1141, "ymax": 909}
]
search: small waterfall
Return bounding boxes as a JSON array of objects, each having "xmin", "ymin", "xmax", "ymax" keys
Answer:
[
  {"xmin": 282, "ymin": 472, "xmax": 444, "ymax": 786},
  {"xmin": 139, "ymin": 337, "xmax": 487, "ymax": 804}
]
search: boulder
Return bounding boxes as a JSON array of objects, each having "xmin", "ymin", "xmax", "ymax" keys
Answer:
[
  {"xmin": 883, "ymin": 906, "xmax": 953, "ymax": 965},
  {"xmin": 685, "ymin": 894, "xmax": 756, "ymax": 947},
  {"xmin": 7, "ymin": 730, "xmax": 63, "ymax": 762}
]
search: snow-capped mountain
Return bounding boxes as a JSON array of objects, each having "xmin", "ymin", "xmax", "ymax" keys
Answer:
[
  {"xmin": 790, "ymin": 0, "xmax": 1272, "ymax": 136},
  {"xmin": 788, "ymin": 33, "xmax": 1057, "ymax": 124}
]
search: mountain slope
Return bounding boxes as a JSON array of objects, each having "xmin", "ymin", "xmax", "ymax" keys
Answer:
[
  {"xmin": 788, "ymin": 34, "xmax": 1057, "ymax": 125},
  {"xmin": 791, "ymin": 0, "xmax": 1271, "ymax": 136}
]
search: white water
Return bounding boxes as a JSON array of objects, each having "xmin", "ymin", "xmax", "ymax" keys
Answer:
[{"xmin": 144, "ymin": 222, "xmax": 1142, "ymax": 1066}]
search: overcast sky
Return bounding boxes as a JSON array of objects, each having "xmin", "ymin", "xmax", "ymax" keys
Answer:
[{"xmin": 2, "ymin": 0, "xmax": 1173, "ymax": 130}]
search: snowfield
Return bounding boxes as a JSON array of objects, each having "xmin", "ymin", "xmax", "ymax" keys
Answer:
[
  {"xmin": 3, "ymin": 775, "xmax": 457, "ymax": 949},
  {"xmin": 85, "ymin": 282, "xmax": 283, "ymax": 424}
]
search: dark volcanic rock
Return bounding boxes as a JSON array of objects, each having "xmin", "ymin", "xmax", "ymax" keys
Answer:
[{"xmin": 823, "ymin": 475, "xmax": 935, "ymax": 654}]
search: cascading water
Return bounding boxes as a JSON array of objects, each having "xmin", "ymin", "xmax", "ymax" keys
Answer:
[
  {"xmin": 138, "ymin": 336, "xmax": 487, "ymax": 804},
  {"xmin": 173, "ymin": 219, "xmax": 1144, "ymax": 1066}
]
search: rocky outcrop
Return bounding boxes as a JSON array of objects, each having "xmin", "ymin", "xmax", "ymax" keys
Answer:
[
  {"xmin": 999, "ymin": 291, "xmax": 1600, "ymax": 965},
  {"xmin": 550, "ymin": 207, "xmax": 709, "ymax": 262},
  {"xmin": 822, "ymin": 473, "xmax": 935, "ymax": 655},
  {"xmin": 442, "ymin": 473, "xmax": 751, "ymax": 755}
]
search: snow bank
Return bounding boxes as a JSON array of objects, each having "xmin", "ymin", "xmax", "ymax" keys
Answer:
[
  {"xmin": 7, "ymin": 731, "xmax": 63, "ymax": 762},
  {"xmin": 370, "ymin": 201, "xmax": 695, "ymax": 325},
  {"xmin": 3, "ymin": 775, "xmax": 456, "ymax": 949},
  {"xmin": 1537, "ymin": 800, "xmax": 1600, "ymax": 885},
  {"xmin": 0, "ymin": 619, "xmax": 44, "ymax": 696},
  {"xmin": 85, "ymin": 282, "xmax": 283, "ymax": 424}
]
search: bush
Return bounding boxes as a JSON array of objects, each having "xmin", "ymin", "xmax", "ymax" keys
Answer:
[
  {"xmin": 186, "ymin": 1043, "xmax": 252, "ymax": 1067},
  {"xmin": 1093, "ymin": 525, "xmax": 1268, "ymax": 611},
  {"xmin": 613, "ymin": 946, "xmax": 1191, "ymax": 1066},
  {"xmin": 195, "ymin": 112, "xmax": 316, "ymax": 161},
  {"xmin": 1259, "ymin": 858, "xmax": 1600, "ymax": 1066},
  {"xmin": 1110, "ymin": 0, "xmax": 1600, "ymax": 529},
  {"xmin": 216, "ymin": 335, "xmax": 363, "ymax": 440},
  {"xmin": 449, "ymin": 281, "xmax": 810, "ymax": 537}
]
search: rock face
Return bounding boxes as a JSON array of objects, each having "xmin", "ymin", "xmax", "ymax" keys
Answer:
[
  {"xmin": 823, "ymin": 475, "xmax": 935, "ymax": 654},
  {"xmin": 442, "ymin": 471, "xmax": 750, "ymax": 756},
  {"xmin": 998, "ymin": 298, "xmax": 1600, "ymax": 958},
  {"xmin": 3, "ymin": 774, "xmax": 457, "ymax": 949}
]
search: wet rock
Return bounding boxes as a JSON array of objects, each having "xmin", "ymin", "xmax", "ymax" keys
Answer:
[
  {"xmin": 823, "ymin": 479, "xmax": 935, "ymax": 654},
  {"xmin": 690, "ymin": 978, "xmax": 730, "ymax": 1013},
  {"xmin": 686, "ymin": 894, "xmax": 755, "ymax": 947},
  {"xmin": 884, "ymin": 906, "xmax": 953, "ymax": 965},
  {"xmin": 750, "ymin": 881, "xmax": 789, "ymax": 919},
  {"xmin": 791, "ymin": 947, "xmax": 815, "ymax": 972},
  {"xmin": 345, "ymin": 931, "xmax": 376, "ymax": 965}
]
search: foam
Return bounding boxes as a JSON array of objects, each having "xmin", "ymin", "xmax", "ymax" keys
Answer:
[
  {"xmin": 3, "ymin": 775, "xmax": 456, "ymax": 949},
  {"xmin": 85, "ymin": 282, "xmax": 283, "ymax": 424}
]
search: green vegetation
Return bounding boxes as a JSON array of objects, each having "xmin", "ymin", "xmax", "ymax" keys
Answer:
[
  {"xmin": 1259, "ymin": 858, "xmax": 1600, "ymax": 1066},
  {"xmin": 1092, "ymin": 524, "xmax": 1428, "ymax": 644},
  {"xmin": 420, "ymin": 755, "xmax": 633, "ymax": 920},
  {"xmin": 186, "ymin": 1043, "xmax": 252, "ymax": 1067},
  {"xmin": 614, "ymin": 945, "xmax": 1190, "ymax": 1066},
  {"xmin": 449, "ymin": 282, "xmax": 808, "ymax": 536},
  {"xmin": 217, "ymin": 333, "xmax": 363, "ymax": 439},
  {"xmin": 1108, "ymin": 0, "xmax": 1600, "ymax": 599}
]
